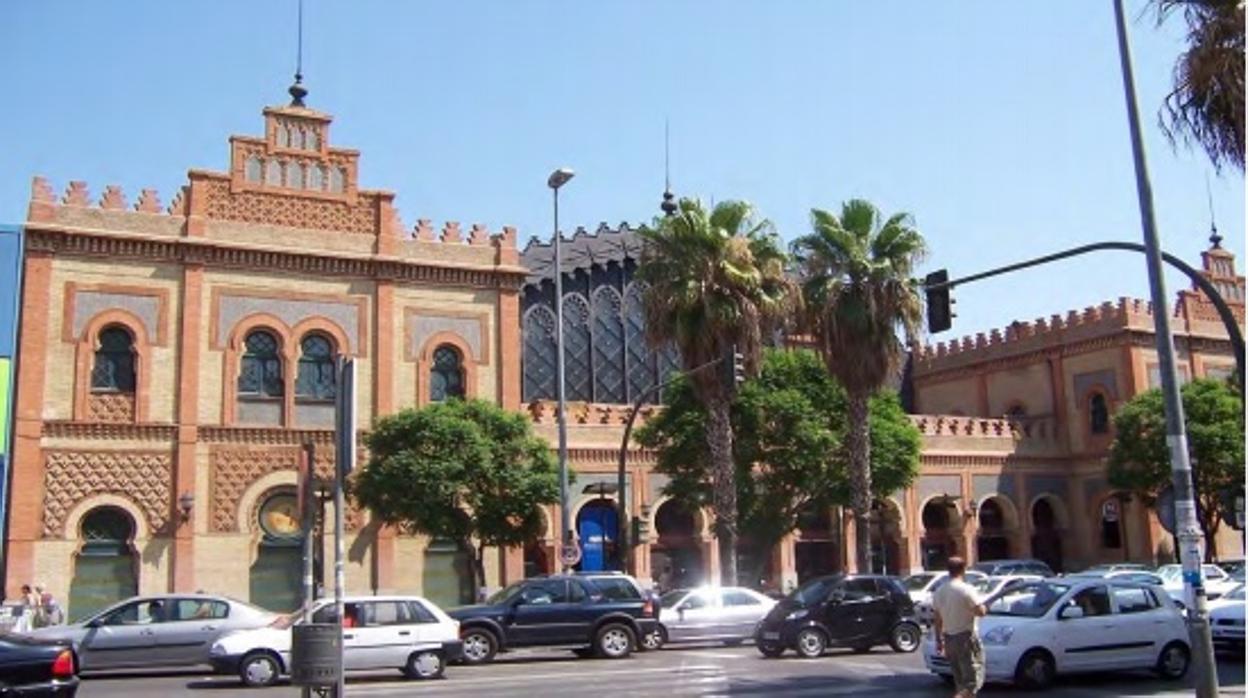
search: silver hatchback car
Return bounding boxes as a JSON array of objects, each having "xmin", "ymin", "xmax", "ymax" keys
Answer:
[
  {"xmin": 29, "ymin": 594, "xmax": 276, "ymax": 671},
  {"xmin": 646, "ymin": 586, "xmax": 777, "ymax": 648}
]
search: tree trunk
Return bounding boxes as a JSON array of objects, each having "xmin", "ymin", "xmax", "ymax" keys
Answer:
[
  {"xmin": 846, "ymin": 390, "xmax": 873, "ymax": 575},
  {"xmin": 705, "ymin": 394, "xmax": 739, "ymax": 586},
  {"xmin": 471, "ymin": 540, "xmax": 487, "ymax": 602}
]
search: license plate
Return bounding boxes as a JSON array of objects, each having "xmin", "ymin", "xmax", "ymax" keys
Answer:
[{"xmin": 762, "ymin": 632, "xmax": 780, "ymax": 641}]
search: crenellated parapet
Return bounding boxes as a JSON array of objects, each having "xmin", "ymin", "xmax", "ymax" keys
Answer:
[{"xmin": 913, "ymin": 296, "xmax": 1172, "ymax": 374}]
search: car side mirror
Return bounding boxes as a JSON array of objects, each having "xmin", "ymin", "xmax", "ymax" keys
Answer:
[
  {"xmin": 85, "ymin": 618, "xmax": 102, "ymax": 629},
  {"xmin": 1059, "ymin": 604, "xmax": 1084, "ymax": 620}
]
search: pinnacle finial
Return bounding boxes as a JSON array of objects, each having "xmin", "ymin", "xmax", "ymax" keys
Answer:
[
  {"xmin": 288, "ymin": 0, "xmax": 307, "ymax": 107},
  {"xmin": 1205, "ymin": 172, "xmax": 1221, "ymax": 248},
  {"xmin": 660, "ymin": 119, "xmax": 677, "ymax": 217}
]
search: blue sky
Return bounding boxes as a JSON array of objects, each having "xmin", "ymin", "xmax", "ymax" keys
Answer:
[{"xmin": 0, "ymin": 1, "xmax": 1242, "ymax": 341}]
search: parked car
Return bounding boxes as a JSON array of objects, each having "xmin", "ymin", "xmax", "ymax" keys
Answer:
[
  {"xmin": 903, "ymin": 570, "xmax": 988, "ymax": 626},
  {"xmin": 1217, "ymin": 559, "xmax": 1244, "ymax": 577},
  {"xmin": 971, "ymin": 559, "xmax": 1055, "ymax": 577},
  {"xmin": 448, "ymin": 574, "xmax": 659, "ymax": 664},
  {"xmin": 923, "ymin": 578, "xmax": 1190, "ymax": 689},
  {"xmin": 1067, "ymin": 569, "xmax": 1165, "ymax": 586},
  {"xmin": 28, "ymin": 594, "xmax": 276, "ymax": 672},
  {"xmin": 0, "ymin": 634, "xmax": 79, "ymax": 697},
  {"xmin": 970, "ymin": 575, "xmax": 1044, "ymax": 601},
  {"xmin": 754, "ymin": 575, "xmax": 921, "ymax": 658},
  {"xmin": 210, "ymin": 595, "xmax": 461, "ymax": 687},
  {"xmin": 1209, "ymin": 584, "xmax": 1245, "ymax": 653},
  {"xmin": 1157, "ymin": 563, "xmax": 1239, "ymax": 601},
  {"xmin": 647, "ymin": 586, "xmax": 776, "ymax": 648}
]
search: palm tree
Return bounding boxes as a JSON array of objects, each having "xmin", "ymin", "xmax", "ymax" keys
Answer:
[
  {"xmin": 1156, "ymin": 0, "xmax": 1245, "ymax": 171},
  {"xmin": 637, "ymin": 198, "xmax": 794, "ymax": 585},
  {"xmin": 792, "ymin": 200, "xmax": 926, "ymax": 574}
]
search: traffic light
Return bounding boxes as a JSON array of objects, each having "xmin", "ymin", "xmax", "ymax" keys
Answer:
[{"xmin": 925, "ymin": 269, "xmax": 955, "ymax": 334}]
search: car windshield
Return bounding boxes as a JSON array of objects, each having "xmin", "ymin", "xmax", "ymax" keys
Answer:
[
  {"xmin": 1226, "ymin": 585, "xmax": 1245, "ymax": 601},
  {"xmin": 660, "ymin": 590, "xmax": 689, "ymax": 609},
  {"xmin": 903, "ymin": 574, "xmax": 938, "ymax": 591},
  {"xmin": 986, "ymin": 581, "xmax": 1072, "ymax": 618},
  {"xmin": 1158, "ymin": 565, "xmax": 1182, "ymax": 582},
  {"xmin": 971, "ymin": 578, "xmax": 998, "ymax": 595},
  {"xmin": 487, "ymin": 582, "xmax": 525, "ymax": 605},
  {"xmin": 789, "ymin": 578, "xmax": 838, "ymax": 606}
]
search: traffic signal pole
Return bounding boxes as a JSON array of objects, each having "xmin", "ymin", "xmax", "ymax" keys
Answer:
[{"xmin": 1111, "ymin": 1, "xmax": 1217, "ymax": 693}]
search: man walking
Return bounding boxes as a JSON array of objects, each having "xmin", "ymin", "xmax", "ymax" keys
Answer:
[{"xmin": 933, "ymin": 557, "xmax": 986, "ymax": 698}]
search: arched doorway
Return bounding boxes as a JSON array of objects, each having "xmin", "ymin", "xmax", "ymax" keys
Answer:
[
  {"xmin": 795, "ymin": 505, "xmax": 838, "ymax": 583},
  {"xmin": 422, "ymin": 536, "xmax": 475, "ymax": 608},
  {"xmin": 651, "ymin": 500, "xmax": 703, "ymax": 591},
  {"xmin": 1031, "ymin": 497, "xmax": 1065, "ymax": 573},
  {"xmin": 249, "ymin": 490, "xmax": 304, "ymax": 612},
  {"xmin": 921, "ymin": 498, "xmax": 961, "ymax": 570},
  {"xmin": 69, "ymin": 506, "xmax": 138, "ymax": 621},
  {"xmin": 975, "ymin": 497, "xmax": 1012, "ymax": 562},
  {"xmin": 869, "ymin": 499, "xmax": 904, "ymax": 575},
  {"xmin": 576, "ymin": 499, "xmax": 619, "ymax": 572}
]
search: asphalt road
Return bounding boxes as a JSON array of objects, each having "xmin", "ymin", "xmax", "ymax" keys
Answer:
[{"xmin": 77, "ymin": 643, "xmax": 1246, "ymax": 698}]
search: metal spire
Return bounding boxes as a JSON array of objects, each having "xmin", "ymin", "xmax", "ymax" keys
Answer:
[
  {"xmin": 1205, "ymin": 173, "xmax": 1221, "ymax": 249},
  {"xmin": 288, "ymin": 0, "xmax": 308, "ymax": 107},
  {"xmin": 660, "ymin": 119, "xmax": 677, "ymax": 217}
]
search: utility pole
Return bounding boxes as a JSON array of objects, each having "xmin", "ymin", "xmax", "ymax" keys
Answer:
[{"xmin": 1112, "ymin": 1, "xmax": 1217, "ymax": 694}]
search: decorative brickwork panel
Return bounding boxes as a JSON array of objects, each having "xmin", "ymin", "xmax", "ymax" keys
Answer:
[
  {"xmin": 72, "ymin": 291, "xmax": 161, "ymax": 341},
  {"xmin": 43, "ymin": 450, "xmax": 172, "ymax": 538},
  {"xmin": 210, "ymin": 445, "xmax": 365, "ymax": 532},
  {"xmin": 917, "ymin": 475, "xmax": 962, "ymax": 503},
  {"xmin": 87, "ymin": 393, "xmax": 135, "ymax": 423},
  {"xmin": 409, "ymin": 314, "xmax": 485, "ymax": 361},
  {"xmin": 216, "ymin": 294, "xmax": 363, "ymax": 350},
  {"xmin": 202, "ymin": 179, "xmax": 377, "ymax": 234},
  {"xmin": 972, "ymin": 474, "xmax": 1015, "ymax": 501}
]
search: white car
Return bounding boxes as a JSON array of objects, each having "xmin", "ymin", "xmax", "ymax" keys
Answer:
[
  {"xmin": 1157, "ymin": 563, "xmax": 1239, "ymax": 602},
  {"xmin": 924, "ymin": 579, "xmax": 1190, "ymax": 689},
  {"xmin": 209, "ymin": 596, "xmax": 461, "ymax": 687},
  {"xmin": 903, "ymin": 571, "xmax": 987, "ymax": 625},
  {"xmin": 1209, "ymin": 584, "xmax": 1245, "ymax": 653},
  {"xmin": 651, "ymin": 586, "xmax": 776, "ymax": 647},
  {"xmin": 970, "ymin": 575, "xmax": 1044, "ymax": 600}
]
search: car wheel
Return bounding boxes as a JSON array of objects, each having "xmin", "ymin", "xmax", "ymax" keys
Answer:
[
  {"xmin": 403, "ymin": 650, "xmax": 445, "ymax": 680},
  {"xmin": 1155, "ymin": 641, "xmax": 1190, "ymax": 680},
  {"xmin": 595, "ymin": 623, "xmax": 635, "ymax": 659},
  {"xmin": 889, "ymin": 623, "xmax": 921, "ymax": 653},
  {"xmin": 757, "ymin": 643, "xmax": 785, "ymax": 658},
  {"xmin": 239, "ymin": 650, "xmax": 281, "ymax": 688},
  {"xmin": 1014, "ymin": 649, "xmax": 1055, "ymax": 690},
  {"xmin": 641, "ymin": 625, "xmax": 667, "ymax": 651},
  {"xmin": 794, "ymin": 628, "xmax": 827, "ymax": 659},
  {"xmin": 460, "ymin": 628, "xmax": 498, "ymax": 665}
]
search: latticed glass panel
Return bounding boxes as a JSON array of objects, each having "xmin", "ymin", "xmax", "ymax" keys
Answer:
[
  {"xmin": 562, "ymin": 294, "xmax": 592, "ymax": 402},
  {"xmin": 91, "ymin": 326, "xmax": 135, "ymax": 392},
  {"xmin": 659, "ymin": 342, "xmax": 682, "ymax": 400},
  {"xmin": 430, "ymin": 344, "xmax": 465, "ymax": 402},
  {"xmin": 624, "ymin": 283, "xmax": 657, "ymax": 402},
  {"xmin": 591, "ymin": 286, "xmax": 626, "ymax": 403},
  {"xmin": 523, "ymin": 306, "xmax": 558, "ymax": 401},
  {"xmin": 81, "ymin": 507, "xmax": 134, "ymax": 543},
  {"xmin": 296, "ymin": 334, "xmax": 337, "ymax": 400},
  {"xmin": 239, "ymin": 330, "xmax": 283, "ymax": 397}
]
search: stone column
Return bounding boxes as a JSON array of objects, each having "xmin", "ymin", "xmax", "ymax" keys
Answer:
[{"xmin": 172, "ymin": 263, "xmax": 204, "ymax": 592}]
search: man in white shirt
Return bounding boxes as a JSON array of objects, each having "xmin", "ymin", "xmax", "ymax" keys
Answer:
[{"xmin": 933, "ymin": 556, "xmax": 987, "ymax": 698}]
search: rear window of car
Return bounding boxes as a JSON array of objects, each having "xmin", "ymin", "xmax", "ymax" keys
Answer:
[
  {"xmin": 903, "ymin": 573, "xmax": 937, "ymax": 591},
  {"xmin": 588, "ymin": 577, "xmax": 642, "ymax": 600},
  {"xmin": 407, "ymin": 601, "xmax": 438, "ymax": 623},
  {"xmin": 1112, "ymin": 586, "xmax": 1157, "ymax": 614}
]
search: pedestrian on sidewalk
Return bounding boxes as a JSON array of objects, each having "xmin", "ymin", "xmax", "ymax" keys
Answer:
[
  {"xmin": 933, "ymin": 556, "xmax": 986, "ymax": 698},
  {"xmin": 36, "ymin": 586, "xmax": 63, "ymax": 626}
]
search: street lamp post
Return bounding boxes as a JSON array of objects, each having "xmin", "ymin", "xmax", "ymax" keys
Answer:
[
  {"xmin": 1111, "ymin": 2, "xmax": 1217, "ymax": 695},
  {"xmin": 548, "ymin": 167, "xmax": 576, "ymax": 571}
]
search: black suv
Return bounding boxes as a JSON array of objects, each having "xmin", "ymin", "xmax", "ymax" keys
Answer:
[
  {"xmin": 448, "ymin": 574, "xmax": 659, "ymax": 664},
  {"xmin": 755, "ymin": 574, "xmax": 921, "ymax": 658}
]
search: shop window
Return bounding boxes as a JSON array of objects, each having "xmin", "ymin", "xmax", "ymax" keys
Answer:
[{"xmin": 91, "ymin": 326, "xmax": 136, "ymax": 393}]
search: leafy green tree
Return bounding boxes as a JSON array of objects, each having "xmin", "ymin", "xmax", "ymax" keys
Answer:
[
  {"xmin": 1108, "ymin": 378, "xmax": 1244, "ymax": 559},
  {"xmin": 1155, "ymin": 0, "xmax": 1244, "ymax": 171},
  {"xmin": 636, "ymin": 349, "xmax": 921, "ymax": 584},
  {"xmin": 352, "ymin": 399, "xmax": 559, "ymax": 595},
  {"xmin": 637, "ymin": 199, "xmax": 795, "ymax": 585},
  {"xmin": 792, "ymin": 200, "xmax": 926, "ymax": 573}
]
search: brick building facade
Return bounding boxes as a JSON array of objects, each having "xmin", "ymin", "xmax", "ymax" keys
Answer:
[{"xmin": 7, "ymin": 97, "xmax": 1244, "ymax": 618}]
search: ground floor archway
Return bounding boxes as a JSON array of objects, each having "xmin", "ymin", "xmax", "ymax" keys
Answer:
[
  {"xmin": 69, "ymin": 506, "xmax": 138, "ymax": 621},
  {"xmin": 920, "ymin": 498, "xmax": 962, "ymax": 570},
  {"xmin": 1030, "ymin": 496, "xmax": 1066, "ymax": 572},
  {"xmin": 576, "ymin": 499, "xmax": 620, "ymax": 572},
  {"xmin": 651, "ymin": 499, "xmax": 704, "ymax": 591},
  {"xmin": 975, "ymin": 496, "xmax": 1013, "ymax": 562}
]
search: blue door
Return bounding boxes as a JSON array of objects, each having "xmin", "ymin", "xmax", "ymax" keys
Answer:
[{"xmin": 577, "ymin": 503, "xmax": 617, "ymax": 572}]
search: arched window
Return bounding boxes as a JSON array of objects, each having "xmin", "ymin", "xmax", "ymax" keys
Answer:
[
  {"xmin": 522, "ymin": 306, "xmax": 557, "ymax": 401},
  {"xmin": 288, "ymin": 162, "xmax": 305, "ymax": 189},
  {"xmin": 295, "ymin": 334, "xmax": 336, "ymax": 401},
  {"xmin": 239, "ymin": 330, "xmax": 283, "ymax": 398},
  {"xmin": 430, "ymin": 344, "xmax": 465, "ymax": 402},
  {"xmin": 308, "ymin": 164, "xmax": 324, "ymax": 191},
  {"xmin": 244, "ymin": 155, "xmax": 262, "ymax": 182},
  {"xmin": 591, "ymin": 286, "xmax": 625, "ymax": 403},
  {"xmin": 562, "ymin": 293, "xmax": 592, "ymax": 402},
  {"xmin": 1089, "ymin": 392, "xmax": 1109, "ymax": 434},
  {"xmin": 265, "ymin": 160, "xmax": 282, "ymax": 186},
  {"xmin": 91, "ymin": 326, "xmax": 136, "ymax": 393}
]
